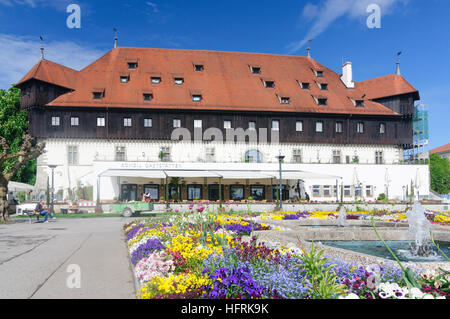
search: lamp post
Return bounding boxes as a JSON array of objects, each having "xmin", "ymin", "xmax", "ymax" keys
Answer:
[
  {"xmin": 48, "ymin": 165, "xmax": 57, "ymax": 216},
  {"xmin": 276, "ymin": 154, "xmax": 285, "ymax": 210}
]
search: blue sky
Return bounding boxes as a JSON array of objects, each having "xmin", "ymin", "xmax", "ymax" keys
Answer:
[{"xmin": 0, "ymin": 0, "xmax": 448, "ymax": 149}]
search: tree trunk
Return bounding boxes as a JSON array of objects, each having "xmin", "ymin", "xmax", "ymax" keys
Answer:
[{"xmin": 0, "ymin": 183, "xmax": 9, "ymax": 222}]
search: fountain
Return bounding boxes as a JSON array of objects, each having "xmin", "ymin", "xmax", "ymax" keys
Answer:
[
  {"xmin": 336, "ymin": 206, "xmax": 349, "ymax": 227},
  {"xmin": 405, "ymin": 201, "xmax": 433, "ymax": 257}
]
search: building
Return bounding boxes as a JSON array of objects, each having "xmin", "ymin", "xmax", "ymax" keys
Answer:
[
  {"xmin": 14, "ymin": 47, "xmax": 429, "ymax": 203},
  {"xmin": 430, "ymin": 143, "xmax": 450, "ymax": 161}
]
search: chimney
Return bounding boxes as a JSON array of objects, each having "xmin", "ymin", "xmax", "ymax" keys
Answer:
[
  {"xmin": 341, "ymin": 62, "xmax": 354, "ymax": 89},
  {"xmin": 396, "ymin": 62, "xmax": 401, "ymax": 76}
]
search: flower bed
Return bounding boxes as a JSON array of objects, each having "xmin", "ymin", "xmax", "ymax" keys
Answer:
[{"xmin": 124, "ymin": 211, "xmax": 448, "ymax": 299}]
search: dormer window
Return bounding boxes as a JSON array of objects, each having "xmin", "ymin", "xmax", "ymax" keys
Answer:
[
  {"xmin": 318, "ymin": 98, "xmax": 327, "ymax": 106},
  {"xmin": 151, "ymin": 77, "xmax": 161, "ymax": 84},
  {"xmin": 174, "ymin": 78, "xmax": 184, "ymax": 85},
  {"xmin": 194, "ymin": 64, "xmax": 204, "ymax": 72},
  {"xmin": 120, "ymin": 76, "xmax": 129, "ymax": 83},
  {"xmin": 93, "ymin": 92, "xmax": 104, "ymax": 100},
  {"xmin": 263, "ymin": 80, "xmax": 275, "ymax": 88},
  {"xmin": 279, "ymin": 96, "xmax": 290, "ymax": 105},
  {"xmin": 143, "ymin": 93, "xmax": 153, "ymax": 101},
  {"xmin": 300, "ymin": 82, "xmax": 310, "ymax": 90},
  {"xmin": 192, "ymin": 94, "xmax": 202, "ymax": 102},
  {"xmin": 355, "ymin": 100, "xmax": 364, "ymax": 107},
  {"xmin": 128, "ymin": 62, "xmax": 138, "ymax": 69},
  {"xmin": 320, "ymin": 83, "xmax": 328, "ymax": 90},
  {"xmin": 316, "ymin": 70, "xmax": 324, "ymax": 77},
  {"xmin": 250, "ymin": 66, "xmax": 261, "ymax": 74}
]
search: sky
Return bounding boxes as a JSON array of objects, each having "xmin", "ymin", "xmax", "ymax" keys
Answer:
[{"xmin": 0, "ymin": 0, "xmax": 448, "ymax": 150}]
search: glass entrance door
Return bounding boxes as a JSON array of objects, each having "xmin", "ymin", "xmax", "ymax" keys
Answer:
[{"xmin": 121, "ymin": 184, "xmax": 137, "ymax": 202}]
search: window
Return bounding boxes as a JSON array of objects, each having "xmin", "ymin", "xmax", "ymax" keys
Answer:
[
  {"xmin": 264, "ymin": 80, "xmax": 275, "ymax": 88},
  {"xmin": 355, "ymin": 100, "xmax": 365, "ymax": 107},
  {"xmin": 143, "ymin": 93, "xmax": 153, "ymax": 101},
  {"xmin": 320, "ymin": 83, "xmax": 328, "ymax": 90},
  {"xmin": 279, "ymin": 97, "xmax": 290, "ymax": 105},
  {"xmin": 323, "ymin": 185, "xmax": 331, "ymax": 197},
  {"xmin": 230, "ymin": 185, "xmax": 244, "ymax": 201},
  {"xmin": 206, "ymin": 147, "xmax": 215, "ymax": 161},
  {"xmin": 249, "ymin": 185, "xmax": 265, "ymax": 200},
  {"xmin": 160, "ymin": 147, "xmax": 170, "ymax": 162},
  {"xmin": 300, "ymin": 82, "xmax": 310, "ymax": 90},
  {"xmin": 192, "ymin": 94, "xmax": 202, "ymax": 102},
  {"xmin": 357, "ymin": 122, "xmax": 364, "ymax": 133},
  {"xmin": 174, "ymin": 78, "xmax": 184, "ymax": 85},
  {"xmin": 312, "ymin": 185, "xmax": 320, "ymax": 197},
  {"xmin": 245, "ymin": 150, "xmax": 263, "ymax": 163},
  {"xmin": 144, "ymin": 118, "xmax": 153, "ymax": 128},
  {"xmin": 318, "ymin": 98, "xmax": 327, "ymax": 106},
  {"xmin": 194, "ymin": 120, "xmax": 202, "ymax": 128},
  {"xmin": 194, "ymin": 64, "xmax": 204, "ymax": 72},
  {"xmin": 120, "ymin": 76, "xmax": 129, "ymax": 83},
  {"xmin": 115, "ymin": 146, "xmax": 126, "ymax": 161},
  {"xmin": 97, "ymin": 117, "xmax": 105, "ymax": 127},
  {"xmin": 335, "ymin": 121, "xmax": 343, "ymax": 133},
  {"xmin": 316, "ymin": 70, "xmax": 324, "ymax": 77},
  {"xmin": 355, "ymin": 186, "xmax": 362, "ymax": 197},
  {"xmin": 344, "ymin": 185, "xmax": 351, "ymax": 197},
  {"xmin": 187, "ymin": 185, "xmax": 202, "ymax": 201},
  {"xmin": 151, "ymin": 77, "xmax": 161, "ymax": 84},
  {"xmin": 251, "ymin": 66, "xmax": 261, "ymax": 74},
  {"xmin": 272, "ymin": 120, "xmax": 279, "ymax": 131},
  {"xmin": 316, "ymin": 121, "xmax": 323, "ymax": 132},
  {"xmin": 68, "ymin": 146, "xmax": 78, "ymax": 165},
  {"xmin": 296, "ymin": 120, "xmax": 303, "ymax": 132},
  {"xmin": 366, "ymin": 186, "xmax": 373, "ymax": 197},
  {"xmin": 123, "ymin": 118, "xmax": 132, "ymax": 127},
  {"xmin": 128, "ymin": 62, "xmax": 138, "ymax": 69},
  {"xmin": 333, "ymin": 150, "xmax": 341, "ymax": 164},
  {"xmin": 70, "ymin": 117, "xmax": 79, "ymax": 126},
  {"xmin": 51, "ymin": 116, "xmax": 60, "ymax": 126},
  {"xmin": 224, "ymin": 120, "xmax": 232, "ymax": 129},
  {"xmin": 248, "ymin": 121, "xmax": 256, "ymax": 130},
  {"xmin": 39, "ymin": 85, "xmax": 45, "ymax": 92},
  {"xmin": 375, "ymin": 151, "xmax": 383, "ymax": 164},
  {"xmin": 380, "ymin": 123, "xmax": 386, "ymax": 134},
  {"xmin": 93, "ymin": 92, "xmax": 103, "ymax": 100},
  {"xmin": 173, "ymin": 119, "xmax": 181, "ymax": 128},
  {"xmin": 292, "ymin": 149, "xmax": 302, "ymax": 163}
]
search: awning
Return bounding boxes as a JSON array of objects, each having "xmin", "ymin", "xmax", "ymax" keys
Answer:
[
  {"xmin": 99, "ymin": 168, "xmax": 341, "ymax": 180},
  {"xmin": 8, "ymin": 181, "xmax": 35, "ymax": 192}
]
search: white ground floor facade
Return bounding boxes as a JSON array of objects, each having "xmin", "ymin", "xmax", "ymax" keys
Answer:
[{"xmin": 34, "ymin": 138, "xmax": 430, "ymax": 202}]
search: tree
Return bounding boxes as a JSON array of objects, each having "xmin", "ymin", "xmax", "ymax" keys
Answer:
[
  {"xmin": 430, "ymin": 153, "xmax": 450, "ymax": 195},
  {"xmin": 0, "ymin": 87, "xmax": 37, "ymax": 185},
  {"xmin": 0, "ymin": 134, "xmax": 45, "ymax": 221}
]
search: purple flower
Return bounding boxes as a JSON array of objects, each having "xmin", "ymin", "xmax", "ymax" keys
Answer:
[{"xmin": 131, "ymin": 238, "xmax": 165, "ymax": 265}]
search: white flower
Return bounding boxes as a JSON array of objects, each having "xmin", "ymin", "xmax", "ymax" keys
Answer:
[
  {"xmin": 423, "ymin": 294, "xmax": 435, "ymax": 299},
  {"xmin": 409, "ymin": 287, "xmax": 425, "ymax": 299},
  {"xmin": 341, "ymin": 293, "xmax": 360, "ymax": 299}
]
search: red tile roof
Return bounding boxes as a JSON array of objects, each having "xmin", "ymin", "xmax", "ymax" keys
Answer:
[
  {"xmin": 17, "ymin": 48, "xmax": 419, "ymax": 116},
  {"xmin": 430, "ymin": 143, "xmax": 450, "ymax": 154},
  {"xmin": 16, "ymin": 59, "xmax": 78, "ymax": 89},
  {"xmin": 355, "ymin": 74, "xmax": 419, "ymax": 100}
]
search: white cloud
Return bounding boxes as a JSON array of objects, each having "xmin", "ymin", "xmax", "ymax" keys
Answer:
[
  {"xmin": 287, "ymin": 0, "xmax": 409, "ymax": 53},
  {"xmin": 146, "ymin": 1, "xmax": 159, "ymax": 13},
  {"xmin": 0, "ymin": 33, "xmax": 104, "ymax": 89},
  {"xmin": 0, "ymin": 0, "xmax": 70, "ymax": 10}
]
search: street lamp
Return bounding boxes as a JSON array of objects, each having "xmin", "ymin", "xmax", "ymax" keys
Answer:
[
  {"xmin": 276, "ymin": 154, "xmax": 285, "ymax": 210},
  {"xmin": 48, "ymin": 165, "xmax": 57, "ymax": 216}
]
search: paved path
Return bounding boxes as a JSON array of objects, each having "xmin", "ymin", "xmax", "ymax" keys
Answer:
[{"xmin": 0, "ymin": 217, "xmax": 136, "ymax": 299}]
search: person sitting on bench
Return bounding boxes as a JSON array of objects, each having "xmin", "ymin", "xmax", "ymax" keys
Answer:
[{"xmin": 35, "ymin": 202, "xmax": 52, "ymax": 223}]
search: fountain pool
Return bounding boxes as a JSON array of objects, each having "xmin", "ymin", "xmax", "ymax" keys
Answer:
[{"xmin": 321, "ymin": 240, "xmax": 450, "ymax": 262}]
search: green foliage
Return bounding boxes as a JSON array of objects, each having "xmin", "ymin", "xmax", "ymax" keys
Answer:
[
  {"xmin": 297, "ymin": 243, "xmax": 347, "ymax": 299},
  {"xmin": 430, "ymin": 153, "xmax": 450, "ymax": 194},
  {"xmin": 0, "ymin": 87, "xmax": 35, "ymax": 185},
  {"xmin": 377, "ymin": 193, "xmax": 387, "ymax": 201}
]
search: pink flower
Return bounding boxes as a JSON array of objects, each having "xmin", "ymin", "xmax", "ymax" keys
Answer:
[{"xmin": 197, "ymin": 206, "xmax": 205, "ymax": 213}]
